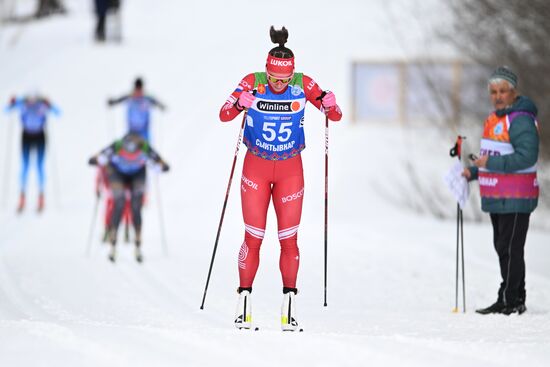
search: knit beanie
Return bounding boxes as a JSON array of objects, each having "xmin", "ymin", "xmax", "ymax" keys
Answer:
[{"xmin": 489, "ymin": 66, "xmax": 518, "ymax": 88}]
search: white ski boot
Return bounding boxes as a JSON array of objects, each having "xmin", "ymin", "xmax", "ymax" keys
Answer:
[
  {"xmin": 281, "ymin": 289, "xmax": 299, "ymax": 332},
  {"xmin": 234, "ymin": 288, "xmax": 252, "ymax": 329}
]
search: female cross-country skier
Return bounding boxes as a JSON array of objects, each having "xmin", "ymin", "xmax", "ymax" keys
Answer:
[
  {"xmin": 5, "ymin": 94, "xmax": 61, "ymax": 213},
  {"xmin": 105, "ymin": 77, "xmax": 166, "ymax": 242},
  {"xmin": 88, "ymin": 133, "xmax": 169, "ymax": 263},
  {"xmin": 95, "ymin": 165, "xmax": 133, "ymax": 243},
  {"xmin": 107, "ymin": 77, "xmax": 166, "ymax": 142},
  {"xmin": 219, "ymin": 26, "xmax": 342, "ymax": 331}
]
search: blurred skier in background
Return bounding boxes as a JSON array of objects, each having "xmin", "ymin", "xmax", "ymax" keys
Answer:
[
  {"xmin": 107, "ymin": 77, "xmax": 166, "ymax": 142},
  {"xmin": 95, "ymin": 165, "xmax": 132, "ymax": 243},
  {"xmin": 105, "ymin": 77, "xmax": 166, "ymax": 242},
  {"xmin": 5, "ymin": 93, "xmax": 61, "ymax": 213},
  {"xmin": 219, "ymin": 26, "xmax": 342, "ymax": 331},
  {"xmin": 88, "ymin": 132, "xmax": 169, "ymax": 263},
  {"xmin": 94, "ymin": 0, "xmax": 121, "ymax": 42}
]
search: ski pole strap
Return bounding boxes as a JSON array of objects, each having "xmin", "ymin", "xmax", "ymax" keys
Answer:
[
  {"xmin": 317, "ymin": 91, "xmax": 329, "ymax": 112},
  {"xmin": 316, "ymin": 91, "xmax": 328, "ymax": 101}
]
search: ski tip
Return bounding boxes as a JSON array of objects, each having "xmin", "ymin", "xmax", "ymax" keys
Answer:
[{"xmin": 254, "ymin": 327, "xmax": 260, "ymax": 331}]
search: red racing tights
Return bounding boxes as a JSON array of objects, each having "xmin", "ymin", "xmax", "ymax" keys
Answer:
[{"xmin": 238, "ymin": 151, "xmax": 304, "ymax": 289}]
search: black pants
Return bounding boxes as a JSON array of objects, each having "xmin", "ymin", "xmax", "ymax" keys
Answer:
[
  {"xmin": 490, "ymin": 213, "xmax": 530, "ymax": 306},
  {"xmin": 95, "ymin": 0, "xmax": 120, "ymax": 41},
  {"xmin": 21, "ymin": 132, "xmax": 46, "ymax": 193},
  {"xmin": 107, "ymin": 166, "xmax": 146, "ymax": 241}
]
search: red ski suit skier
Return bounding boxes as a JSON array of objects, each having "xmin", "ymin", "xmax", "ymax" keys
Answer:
[
  {"xmin": 219, "ymin": 72, "xmax": 342, "ymax": 289},
  {"xmin": 95, "ymin": 167, "xmax": 134, "ymax": 237}
]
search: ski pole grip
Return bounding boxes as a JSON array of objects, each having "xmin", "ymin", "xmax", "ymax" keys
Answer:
[{"xmin": 449, "ymin": 136, "xmax": 465, "ymax": 158}]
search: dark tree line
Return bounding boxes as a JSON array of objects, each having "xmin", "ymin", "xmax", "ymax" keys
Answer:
[{"xmin": 439, "ymin": 0, "xmax": 550, "ymax": 160}]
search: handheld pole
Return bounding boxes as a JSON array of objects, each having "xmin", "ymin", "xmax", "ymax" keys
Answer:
[
  {"xmin": 449, "ymin": 135, "xmax": 466, "ymax": 313},
  {"xmin": 454, "ymin": 203, "xmax": 460, "ymax": 312},
  {"xmin": 200, "ymin": 111, "xmax": 248, "ymax": 310},
  {"xmin": 460, "ymin": 208, "xmax": 466, "ymax": 312},
  {"xmin": 324, "ymin": 115, "xmax": 329, "ymax": 307}
]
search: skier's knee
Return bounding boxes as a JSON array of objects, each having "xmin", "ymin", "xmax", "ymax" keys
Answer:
[
  {"xmin": 244, "ymin": 234, "xmax": 263, "ymax": 250},
  {"xmin": 279, "ymin": 236, "xmax": 298, "ymax": 250}
]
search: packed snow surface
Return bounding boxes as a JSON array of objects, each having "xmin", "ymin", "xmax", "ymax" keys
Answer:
[{"xmin": 0, "ymin": 1, "xmax": 548, "ymax": 366}]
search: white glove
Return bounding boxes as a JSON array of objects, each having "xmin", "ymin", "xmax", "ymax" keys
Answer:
[{"xmin": 97, "ymin": 154, "xmax": 108, "ymax": 166}]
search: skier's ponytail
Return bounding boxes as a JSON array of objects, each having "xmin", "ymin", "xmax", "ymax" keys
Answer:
[
  {"xmin": 266, "ymin": 26, "xmax": 295, "ymax": 74},
  {"xmin": 268, "ymin": 26, "xmax": 294, "ymax": 59}
]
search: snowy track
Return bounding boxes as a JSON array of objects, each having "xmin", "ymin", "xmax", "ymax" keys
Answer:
[{"xmin": 1, "ymin": 1, "xmax": 549, "ymax": 366}]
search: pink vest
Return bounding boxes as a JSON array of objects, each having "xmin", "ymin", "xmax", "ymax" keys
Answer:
[{"xmin": 478, "ymin": 112, "xmax": 538, "ymax": 199}]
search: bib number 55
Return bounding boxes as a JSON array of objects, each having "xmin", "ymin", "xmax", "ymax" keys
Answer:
[{"xmin": 262, "ymin": 122, "xmax": 293, "ymax": 142}]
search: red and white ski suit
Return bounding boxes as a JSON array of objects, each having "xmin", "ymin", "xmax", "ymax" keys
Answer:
[{"xmin": 220, "ymin": 73, "xmax": 342, "ymax": 289}]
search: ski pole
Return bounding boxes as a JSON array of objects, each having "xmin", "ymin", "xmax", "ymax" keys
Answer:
[
  {"xmin": 449, "ymin": 135, "xmax": 466, "ymax": 313},
  {"xmin": 154, "ymin": 174, "xmax": 169, "ymax": 256},
  {"xmin": 200, "ymin": 110, "xmax": 248, "ymax": 310},
  {"xmin": 85, "ymin": 193, "xmax": 101, "ymax": 257},
  {"xmin": 324, "ymin": 114, "xmax": 329, "ymax": 307},
  {"xmin": 454, "ymin": 203, "xmax": 460, "ymax": 312},
  {"xmin": 315, "ymin": 91, "xmax": 330, "ymax": 307},
  {"xmin": 460, "ymin": 207, "xmax": 466, "ymax": 312}
]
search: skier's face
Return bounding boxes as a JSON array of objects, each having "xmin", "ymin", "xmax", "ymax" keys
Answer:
[
  {"xmin": 267, "ymin": 71, "xmax": 293, "ymax": 93},
  {"xmin": 489, "ymin": 80, "xmax": 517, "ymax": 110}
]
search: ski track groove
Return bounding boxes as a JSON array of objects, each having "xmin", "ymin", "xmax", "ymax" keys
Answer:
[
  {"xmin": 110, "ymin": 257, "xmax": 187, "ymax": 323},
  {"xmin": 0, "ymin": 254, "xmax": 55, "ymax": 321}
]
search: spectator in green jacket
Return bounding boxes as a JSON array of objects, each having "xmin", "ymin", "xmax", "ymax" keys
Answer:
[{"xmin": 463, "ymin": 66, "xmax": 539, "ymax": 315}]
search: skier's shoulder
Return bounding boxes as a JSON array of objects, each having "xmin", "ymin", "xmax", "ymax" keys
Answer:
[
  {"xmin": 143, "ymin": 95, "xmax": 163, "ymax": 106},
  {"xmin": 300, "ymin": 74, "xmax": 323, "ymax": 98},
  {"xmin": 237, "ymin": 73, "xmax": 257, "ymax": 92},
  {"xmin": 301, "ymin": 74, "xmax": 317, "ymax": 88}
]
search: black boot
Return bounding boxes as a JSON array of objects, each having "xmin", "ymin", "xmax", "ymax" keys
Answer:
[
  {"xmin": 502, "ymin": 303, "xmax": 527, "ymax": 315},
  {"xmin": 475, "ymin": 301, "xmax": 505, "ymax": 315}
]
